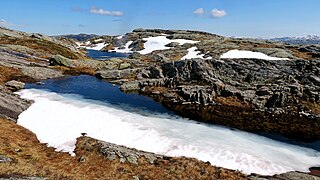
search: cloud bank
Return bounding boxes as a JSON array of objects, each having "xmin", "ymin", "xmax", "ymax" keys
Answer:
[
  {"xmin": 193, "ymin": 8, "xmax": 227, "ymax": 18},
  {"xmin": 90, "ymin": 6, "xmax": 124, "ymax": 17},
  {"xmin": 211, "ymin": 9, "xmax": 227, "ymax": 18},
  {"xmin": 193, "ymin": 8, "xmax": 205, "ymax": 15}
]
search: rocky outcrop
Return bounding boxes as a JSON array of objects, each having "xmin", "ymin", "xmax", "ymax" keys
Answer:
[
  {"xmin": 5, "ymin": 80, "xmax": 25, "ymax": 91},
  {"xmin": 0, "ymin": 26, "xmax": 86, "ymax": 59},
  {"xmin": 138, "ymin": 58, "xmax": 320, "ymax": 109},
  {"xmin": 101, "ymin": 57, "xmax": 320, "ymax": 142},
  {"xmin": 20, "ymin": 67, "xmax": 64, "ymax": 80},
  {"xmin": 0, "ymin": 88, "xmax": 32, "ymax": 121},
  {"xmin": 95, "ymin": 139, "xmax": 164, "ymax": 165},
  {"xmin": 96, "ymin": 68, "xmax": 141, "ymax": 80}
]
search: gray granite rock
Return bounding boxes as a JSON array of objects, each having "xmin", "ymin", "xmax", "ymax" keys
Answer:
[{"xmin": 5, "ymin": 80, "xmax": 25, "ymax": 91}]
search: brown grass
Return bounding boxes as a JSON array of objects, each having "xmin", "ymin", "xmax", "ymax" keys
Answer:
[
  {"xmin": 288, "ymin": 48, "xmax": 314, "ymax": 60},
  {"xmin": 301, "ymin": 101, "xmax": 320, "ymax": 115},
  {"xmin": 214, "ymin": 96, "xmax": 252, "ymax": 109},
  {"xmin": 0, "ymin": 66, "xmax": 35, "ymax": 85},
  {"xmin": 0, "ymin": 118, "xmax": 247, "ymax": 179},
  {"xmin": 0, "ymin": 36, "xmax": 84, "ymax": 59}
]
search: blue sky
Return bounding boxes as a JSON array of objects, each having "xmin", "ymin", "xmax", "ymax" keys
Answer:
[{"xmin": 0, "ymin": 0, "xmax": 319, "ymax": 37}]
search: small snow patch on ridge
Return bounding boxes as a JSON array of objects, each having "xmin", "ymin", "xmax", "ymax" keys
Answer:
[
  {"xmin": 114, "ymin": 41, "xmax": 133, "ymax": 53},
  {"xmin": 116, "ymin": 35, "xmax": 124, "ymax": 39},
  {"xmin": 86, "ymin": 42, "xmax": 108, "ymax": 51},
  {"xmin": 220, "ymin": 50, "xmax": 289, "ymax": 60},
  {"xmin": 182, "ymin": 47, "xmax": 211, "ymax": 60}
]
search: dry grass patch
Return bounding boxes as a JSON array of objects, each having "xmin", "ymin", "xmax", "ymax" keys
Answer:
[
  {"xmin": 0, "ymin": 36, "xmax": 84, "ymax": 59},
  {"xmin": 301, "ymin": 101, "xmax": 320, "ymax": 115},
  {"xmin": 215, "ymin": 96, "xmax": 252, "ymax": 109},
  {"xmin": 0, "ymin": 66, "xmax": 35, "ymax": 85}
]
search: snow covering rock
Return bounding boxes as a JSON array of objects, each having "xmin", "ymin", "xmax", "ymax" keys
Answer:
[
  {"xmin": 220, "ymin": 50, "xmax": 289, "ymax": 60},
  {"xmin": 181, "ymin": 47, "xmax": 211, "ymax": 60}
]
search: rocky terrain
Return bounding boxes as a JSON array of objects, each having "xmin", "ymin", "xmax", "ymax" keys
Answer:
[
  {"xmin": 77, "ymin": 28, "xmax": 320, "ymax": 142},
  {"xmin": 1, "ymin": 26, "xmax": 320, "ymax": 179},
  {"xmin": 80, "ymin": 28, "xmax": 320, "ymax": 61}
]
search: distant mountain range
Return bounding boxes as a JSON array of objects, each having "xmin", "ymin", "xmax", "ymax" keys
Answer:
[
  {"xmin": 54, "ymin": 34, "xmax": 98, "ymax": 42},
  {"xmin": 270, "ymin": 35, "xmax": 320, "ymax": 45}
]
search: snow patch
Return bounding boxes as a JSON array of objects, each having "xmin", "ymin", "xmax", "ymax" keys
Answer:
[
  {"xmin": 116, "ymin": 35, "xmax": 124, "ymax": 39},
  {"xmin": 113, "ymin": 41, "xmax": 133, "ymax": 53},
  {"xmin": 139, "ymin": 36, "xmax": 199, "ymax": 55},
  {"xmin": 181, "ymin": 47, "xmax": 211, "ymax": 60},
  {"xmin": 76, "ymin": 41, "xmax": 107, "ymax": 51},
  {"xmin": 16, "ymin": 89, "xmax": 320, "ymax": 176},
  {"xmin": 220, "ymin": 50, "xmax": 289, "ymax": 60},
  {"xmin": 75, "ymin": 42, "xmax": 82, "ymax": 47},
  {"xmin": 85, "ymin": 42, "xmax": 108, "ymax": 51},
  {"xmin": 94, "ymin": 38, "xmax": 104, "ymax": 42}
]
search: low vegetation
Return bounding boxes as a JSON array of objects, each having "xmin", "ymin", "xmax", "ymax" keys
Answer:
[{"xmin": 0, "ymin": 36, "xmax": 84, "ymax": 59}]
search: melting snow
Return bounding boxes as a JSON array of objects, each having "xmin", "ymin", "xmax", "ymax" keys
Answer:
[
  {"xmin": 85, "ymin": 42, "xmax": 108, "ymax": 51},
  {"xmin": 181, "ymin": 47, "xmax": 211, "ymax": 60},
  {"xmin": 220, "ymin": 50, "xmax": 289, "ymax": 60},
  {"xmin": 16, "ymin": 89, "xmax": 320, "ymax": 176},
  {"xmin": 112, "ymin": 36, "xmax": 199, "ymax": 55},
  {"xmin": 139, "ymin": 36, "xmax": 199, "ymax": 55},
  {"xmin": 76, "ymin": 41, "xmax": 107, "ymax": 51},
  {"xmin": 116, "ymin": 35, "xmax": 124, "ymax": 39},
  {"xmin": 113, "ymin": 41, "xmax": 133, "ymax": 53}
]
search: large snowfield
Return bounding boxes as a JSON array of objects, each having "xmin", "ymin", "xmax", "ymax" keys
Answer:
[{"xmin": 16, "ymin": 89, "xmax": 320, "ymax": 176}]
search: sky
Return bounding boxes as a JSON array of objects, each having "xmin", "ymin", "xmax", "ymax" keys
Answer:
[{"xmin": 0, "ymin": 0, "xmax": 319, "ymax": 37}]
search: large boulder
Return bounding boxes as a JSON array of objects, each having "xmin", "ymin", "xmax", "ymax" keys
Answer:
[
  {"xmin": 120, "ymin": 81, "xmax": 140, "ymax": 91},
  {"xmin": 5, "ymin": 80, "xmax": 25, "ymax": 91},
  {"xmin": 49, "ymin": 55, "xmax": 73, "ymax": 67},
  {"xmin": 118, "ymin": 62, "xmax": 131, "ymax": 70}
]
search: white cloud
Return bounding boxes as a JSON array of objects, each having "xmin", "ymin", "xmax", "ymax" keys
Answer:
[
  {"xmin": 193, "ymin": 8, "xmax": 205, "ymax": 15},
  {"xmin": 211, "ymin": 9, "xmax": 227, "ymax": 18},
  {"xmin": 90, "ymin": 6, "xmax": 124, "ymax": 17},
  {"xmin": 0, "ymin": 19, "xmax": 16, "ymax": 27}
]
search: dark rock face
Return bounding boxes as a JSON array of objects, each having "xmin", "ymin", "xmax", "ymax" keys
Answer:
[
  {"xmin": 109, "ymin": 58, "xmax": 320, "ymax": 141},
  {"xmin": 140, "ymin": 58, "xmax": 320, "ymax": 109},
  {"xmin": 129, "ymin": 39, "xmax": 146, "ymax": 51}
]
